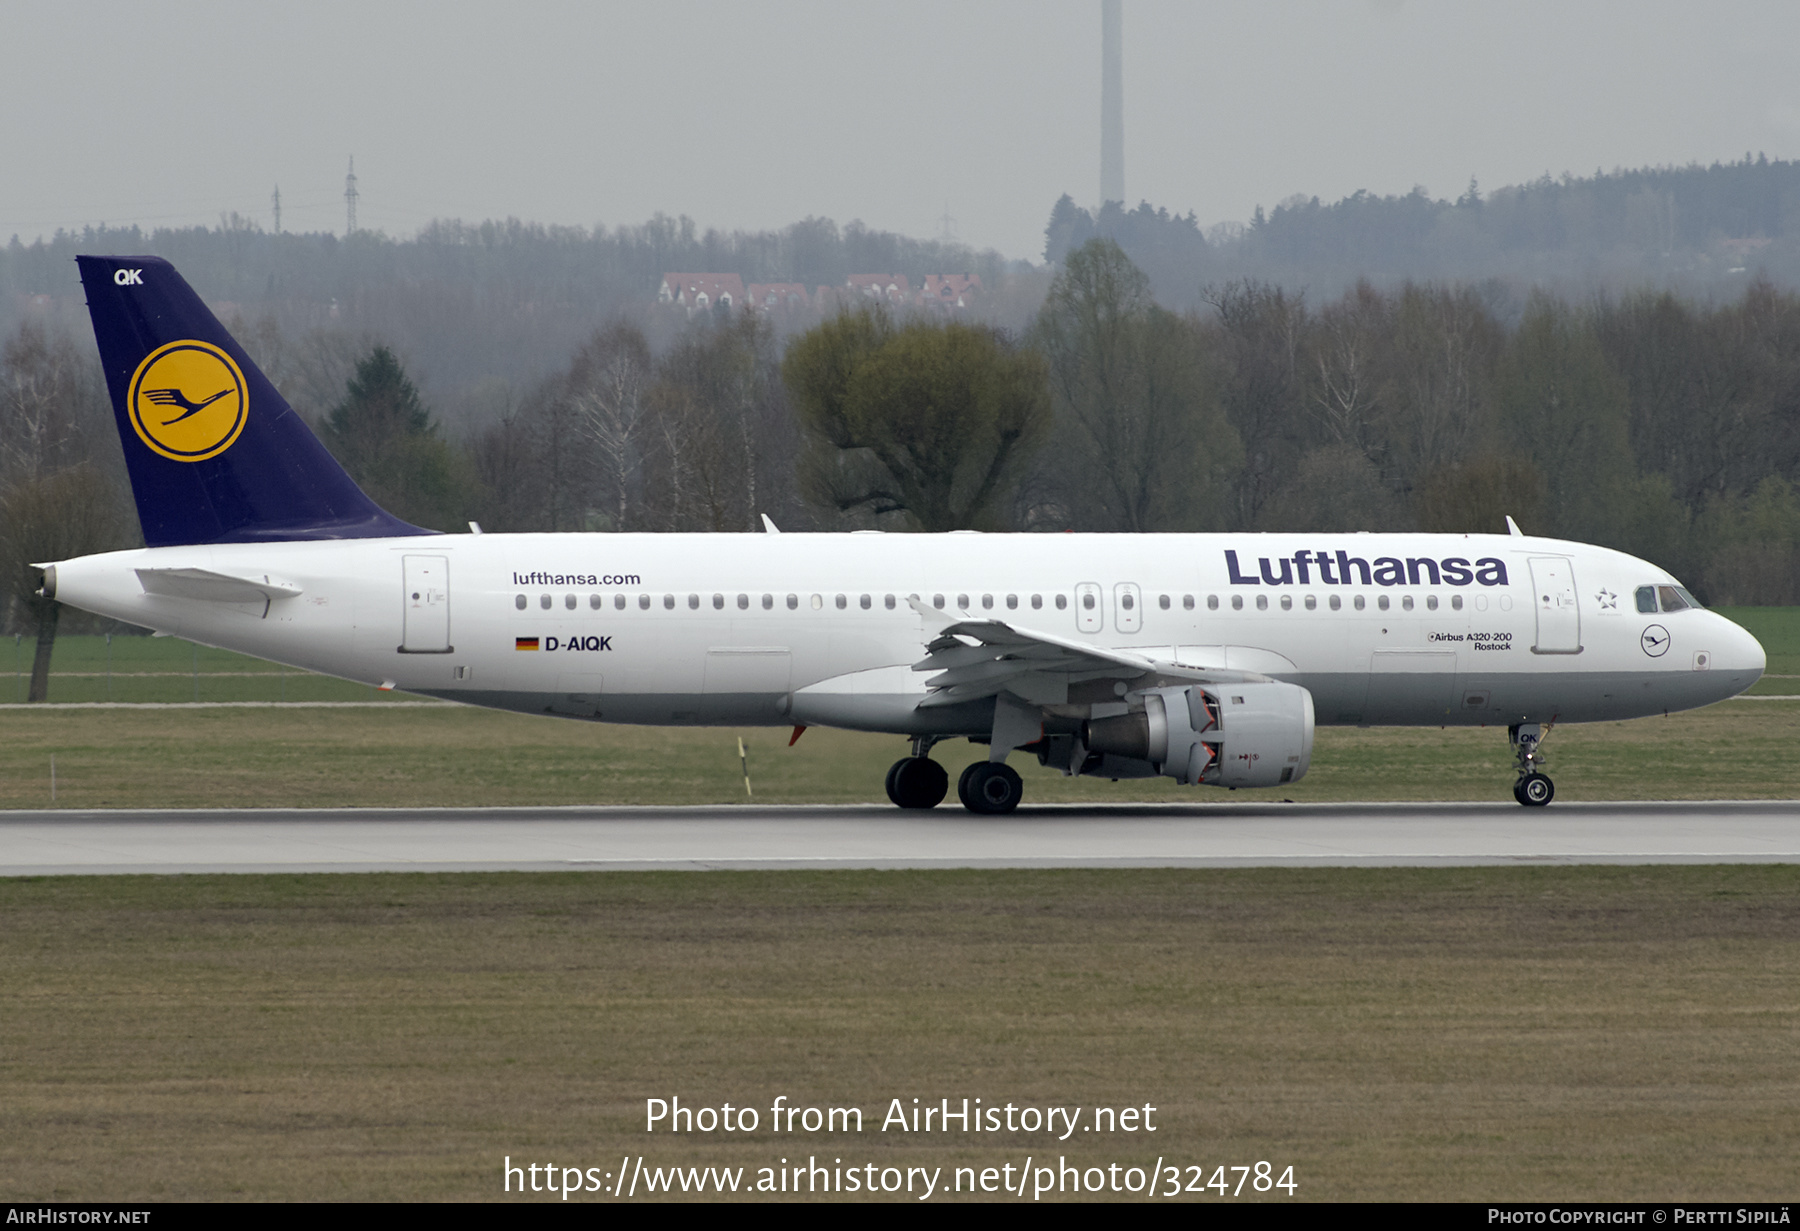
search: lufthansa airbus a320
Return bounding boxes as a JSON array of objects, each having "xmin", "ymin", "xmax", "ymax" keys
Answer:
[{"xmin": 40, "ymin": 256, "xmax": 1767, "ymax": 812}]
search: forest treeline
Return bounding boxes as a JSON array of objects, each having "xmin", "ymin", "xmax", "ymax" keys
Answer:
[
  {"xmin": 6, "ymin": 238, "xmax": 1800, "ymax": 631},
  {"xmin": 0, "ymin": 214, "xmax": 1027, "ymax": 428},
  {"xmin": 1048, "ymin": 154, "xmax": 1800, "ymax": 308},
  {"xmin": 10, "ymin": 157, "xmax": 1800, "ymax": 429}
]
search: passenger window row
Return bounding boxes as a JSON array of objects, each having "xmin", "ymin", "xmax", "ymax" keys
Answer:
[
  {"xmin": 513, "ymin": 592, "xmax": 1162, "ymax": 613},
  {"xmin": 1207, "ymin": 592, "xmax": 1465, "ymax": 612},
  {"xmin": 510, "ymin": 590, "xmax": 1472, "ymax": 615}
]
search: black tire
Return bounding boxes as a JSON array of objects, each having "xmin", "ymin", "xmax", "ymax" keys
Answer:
[
  {"xmin": 892, "ymin": 757, "xmax": 948, "ymax": 809},
  {"xmin": 1511, "ymin": 778, "xmax": 1526, "ymax": 805},
  {"xmin": 1518, "ymin": 773, "xmax": 1554, "ymax": 807},
  {"xmin": 958, "ymin": 762, "xmax": 1024, "ymax": 815},
  {"xmin": 956, "ymin": 761, "xmax": 983, "ymax": 808},
  {"xmin": 884, "ymin": 758, "xmax": 908, "ymax": 806}
]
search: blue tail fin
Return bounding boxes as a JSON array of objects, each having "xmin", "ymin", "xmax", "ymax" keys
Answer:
[{"xmin": 77, "ymin": 255, "xmax": 431, "ymax": 546}]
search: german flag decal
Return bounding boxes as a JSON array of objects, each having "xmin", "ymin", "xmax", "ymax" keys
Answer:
[{"xmin": 515, "ymin": 637, "xmax": 540, "ymax": 651}]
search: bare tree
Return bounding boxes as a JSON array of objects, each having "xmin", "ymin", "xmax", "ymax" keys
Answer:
[
  {"xmin": 1307, "ymin": 280, "xmax": 1389, "ymax": 458},
  {"xmin": 1387, "ymin": 284, "xmax": 1503, "ymax": 488},
  {"xmin": 1035, "ymin": 240, "xmax": 1239, "ymax": 531},
  {"xmin": 568, "ymin": 323, "xmax": 653, "ymax": 532},
  {"xmin": 1205, "ymin": 280, "xmax": 1309, "ymax": 530},
  {"xmin": 650, "ymin": 313, "xmax": 792, "ymax": 531},
  {"xmin": 0, "ymin": 467, "xmax": 125, "ymax": 700},
  {"xmin": 0, "ymin": 321, "xmax": 97, "ymax": 486},
  {"xmin": 0, "ymin": 322, "xmax": 132, "ymax": 696}
]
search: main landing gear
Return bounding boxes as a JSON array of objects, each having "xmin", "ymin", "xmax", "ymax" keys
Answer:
[
  {"xmin": 885, "ymin": 736, "xmax": 948, "ymax": 809},
  {"xmin": 885, "ymin": 755, "xmax": 948, "ymax": 809},
  {"xmin": 1509, "ymin": 723, "xmax": 1555, "ymax": 807},
  {"xmin": 883, "ymin": 737, "xmax": 1024, "ymax": 814},
  {"xmin": 957, "ymin": 761, "xmax": 1023, "ymax": 814}
]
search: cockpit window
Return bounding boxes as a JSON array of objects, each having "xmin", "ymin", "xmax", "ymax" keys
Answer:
[{"xmin": 1642, "ymin": 584, "xmax": 1703, "ymax": 613}]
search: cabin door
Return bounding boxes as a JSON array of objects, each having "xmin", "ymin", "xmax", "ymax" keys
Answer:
[
  {"xmin": 1528, "ymin": 556, "xmax": 1581, "ymax": 653},
  {"xmin": 401, "ymin": 555, "xmax": 451, "ymax": 652}
]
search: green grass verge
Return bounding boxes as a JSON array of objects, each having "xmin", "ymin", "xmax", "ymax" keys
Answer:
[
  {"xmin": 0, "ymin": 633, "xmax": 409, "ymax": 703},
  {"xmin": 1, "ymin": 700, "xmax": 1797, "ymax": 809},
  {"xmin": 1, "ymin": 866, "xmax": 1794, "ymax": 1201}
]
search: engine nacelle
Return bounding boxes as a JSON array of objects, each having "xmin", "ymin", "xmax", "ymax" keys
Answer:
[{"xmin": 1071, "ymin": 681, "xmax": 1314, "ymax": 789}]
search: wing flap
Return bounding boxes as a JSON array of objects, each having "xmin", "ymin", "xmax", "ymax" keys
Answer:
[{"xmin": 905, "ymin": 598, "xmax": 1267, "ymax": 707}]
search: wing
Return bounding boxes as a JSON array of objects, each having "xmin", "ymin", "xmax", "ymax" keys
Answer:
[
  {"xmin": 142, "ymin": 388, "xmax": 194, "ymax": 408},
  {"xmin": 907, "ymin": 598, "xmax": 1268, "ymax": 708}
]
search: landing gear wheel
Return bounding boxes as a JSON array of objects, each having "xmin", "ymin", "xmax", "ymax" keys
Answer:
[
  {"xmin": 884, "ymin": 758, "xmax": 905, "ymax": 805},
  {"xmin": 1516, "ymin": 773, "xmax": 1554, "ymax": 807},
  {"xmin": 888, "ymin": 757, "xmax": 947, "ymax": 810},
  {"xmin": 957, "ymin": 762, "xmax": 1024, "ymax": 814}
]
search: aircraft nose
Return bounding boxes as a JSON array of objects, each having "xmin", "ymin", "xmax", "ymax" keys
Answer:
[{"xmin": 1707, "ymin": 613, "xmax": 1766, "ymax": 685}]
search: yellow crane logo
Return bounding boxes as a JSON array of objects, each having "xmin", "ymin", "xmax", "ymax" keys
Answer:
[{"xmin": 127, "ymin": 341, "xmax": 248, "ymax": 461}]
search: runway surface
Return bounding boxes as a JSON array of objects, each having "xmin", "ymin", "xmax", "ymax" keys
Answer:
[{"xmin": 1, "ymin": 800, "xmax": 1798, "ymax": 874}]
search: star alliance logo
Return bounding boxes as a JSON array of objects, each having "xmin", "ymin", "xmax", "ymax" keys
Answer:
[{"xmin": 1595, "ymin": 588, "xmax": 1618, "ymax": 610}]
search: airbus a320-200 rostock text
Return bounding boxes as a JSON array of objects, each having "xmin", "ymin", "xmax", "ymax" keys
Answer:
[{"xmin": 43, "ymin": 256, "xmax": 1766, "ymax": 811}]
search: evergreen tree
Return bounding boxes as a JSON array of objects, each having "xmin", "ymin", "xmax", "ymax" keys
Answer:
[{"xmin": 322, "ymin": 346, "xmax": 471, "ymax": 531}]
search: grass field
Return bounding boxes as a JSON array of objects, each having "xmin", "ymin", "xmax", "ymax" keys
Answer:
[
  {"xmin": 2, "ymin": 611, "xmax": 1795, "ymax": 1203},
  {"xmin": 1, "ymin": 867, "xmax": 1794, "ymax": 1202},
  {"xmin": 0, "ymin": 699, "xmax": 1798, "ymax": 809},
  {"xmin": 0, "ymin": 633, "xmax": 411, "ymax": 704}
]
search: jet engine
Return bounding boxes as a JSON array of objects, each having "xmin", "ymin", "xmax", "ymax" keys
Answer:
[{"xmin": 1044, "ymin": 681, "xmax": 1315, "ymax": 789}]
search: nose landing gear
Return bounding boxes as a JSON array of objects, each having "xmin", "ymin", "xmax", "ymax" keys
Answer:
[{"xmin": 1509, "ymin": 723, "xmax": 1555, "ymax": 807}]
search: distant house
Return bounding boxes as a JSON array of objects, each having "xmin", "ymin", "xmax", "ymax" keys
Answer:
[
  {"xmin": 846, "ymin": 274, "xmax": 911, "ymax": 304},
  {"xmin": 746, "ymin": 282, "xmax": 811, "ymax": 312},
  {"xmin": 658, "ymin": 273, "xmax": 747, "ymax": 316},
  {"xmin": 919, "ymin": 274, "xmax": 982, "ymax": 309},
  {"xmin": 654, "ymin": 271, "xmax": 981, "ymax": 319}
]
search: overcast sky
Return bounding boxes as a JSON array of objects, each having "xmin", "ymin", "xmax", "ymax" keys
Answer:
[{"xmin": 6, "ymin": 1, "xmax": 1800, "ymax": 262}]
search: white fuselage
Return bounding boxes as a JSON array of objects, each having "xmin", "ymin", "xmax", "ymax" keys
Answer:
[{"xmin": 47, "ymin": 530, "xmax": 1765, "ymax": 733}]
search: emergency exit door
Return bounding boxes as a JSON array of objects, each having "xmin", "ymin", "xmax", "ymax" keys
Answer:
[{"xmin": 401, "ymin": 555, "xmax": 452, "ymax": 652}]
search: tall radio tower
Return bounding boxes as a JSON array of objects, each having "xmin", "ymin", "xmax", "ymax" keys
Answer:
[
  {"xmin": 344, "ymin": 157, "xmax": 359, "ymax": 235},
  {"xmin": 271, "ymin": 185, "xmax": 281, "ymax": 234},
  {"xmin": 1100, "ymin": 0, "xmax": 1124, "ymax": 208}
]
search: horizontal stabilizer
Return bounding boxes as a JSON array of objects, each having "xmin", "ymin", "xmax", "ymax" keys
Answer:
[{"xmin": 135, "ymin": 567, "xmax": 303, "ymax": 604}]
